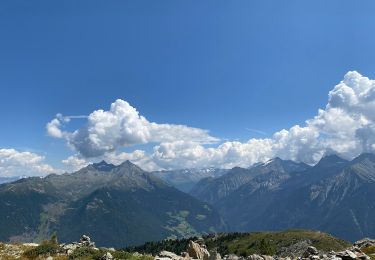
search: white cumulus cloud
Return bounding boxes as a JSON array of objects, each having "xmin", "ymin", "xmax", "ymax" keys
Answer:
[
  {"xmin": 46, "ymin": 118, "xmax": 64, "ymax": 138},
  {"xmin": 0, "ymin": 148, "xmax": 61, "ymax": 177},
  {"xmin": 48, "ymin": 99, "xmax": 217, "ymax": 158},
  {"xmin": 54, "ymin": 71, "xmax": 375, "ymax": 171},
  {"xmin": 61, "ymin": 155, "xmax": 90, "ymax": 172}
]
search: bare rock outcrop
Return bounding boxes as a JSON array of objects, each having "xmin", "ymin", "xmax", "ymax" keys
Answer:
[
  {"xmin": 187, "ymin": 240, "xmax": 211, "ymax": 260},
  {"xmin": 154, "ymin": 238, "xmax": 375, "ymax": 260},
  {"xmin": 61, "ymin": 234, "xmax": 99, "ymax": 255},
  {"xmin": 353, "ymin": 238, "xmax": 375, "ymax": 250}
]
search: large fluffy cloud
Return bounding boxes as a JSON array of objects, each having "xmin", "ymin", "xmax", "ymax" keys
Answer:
[
  {"xmin": 47, "ymin": 99, "xmax": 217, "ymax": 158},
  {"xmin": 53, "ymin": 71, "xmax": 375, "ymax": 171},
  {"xmin": 0, "ymin": 148, "xmax": 61, "ymax": 177}
]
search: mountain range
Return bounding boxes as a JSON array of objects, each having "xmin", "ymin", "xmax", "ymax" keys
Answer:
[
  {"xmin": 0, "ymin": 176, "xmax": 25, "ymax": 184},
  {"xmin": 189, "ymin": 153, "xmax": 375, "ymax": 242},
  {"xmin": 1, "ymin": 153, "xmax": 375, "ymax": 246},
  {"xmin": 152, "ymin": 168, "xmax": 228, "ymax": 192},
  {"xmin": 0, "ymin": 161, "xmax": 226, "ymax": 247}
]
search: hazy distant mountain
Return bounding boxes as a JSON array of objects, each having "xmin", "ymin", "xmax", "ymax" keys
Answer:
[
  {"xmin": 190, "ymin": 157, "xmax": 310, "ymax": 204},
  {"xmin": 0, "ymin": 161, "xmax": 226, "ymax": 247},
  {"xmin": 152, "ymin": 168, "xmax": 228, "ymax": 192},
  {"xmin": 0, "ymin": 176, "xmax": 24, "ymax": 184},
  {"xmin": 193, "ymin": 154, "xmax": 375, "ymax": 241}
]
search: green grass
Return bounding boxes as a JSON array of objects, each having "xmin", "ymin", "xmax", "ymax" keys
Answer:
[
  {"xmin": 125, "ymin": 229, "xmax": 351, "ymax": 257},
  {"xmin": 23, "ymin": 240, "xmax": 63, "ymax": 259},
  {"xmin": 363, "ymin": 246, "xmax": 375, "ymax": 260},
  {"xmin": 165, "ymin": 211, "xmax": 198, "ymax": 237},
  {"xmin": 209, "ymin": 229, "xmax": 350, "ymax": 256},
  {"xmin": 68, "ymin": 247, "xmax": 153, "ymax": 260}
]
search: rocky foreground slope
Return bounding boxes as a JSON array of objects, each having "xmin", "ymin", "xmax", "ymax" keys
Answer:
[
  {"xmin": 155, "ymin": 238, "xmax": 375, "ymax": 260},
  {"xmin": 0, "ymin": 233, "xmax": 374, "ymax": 260}
]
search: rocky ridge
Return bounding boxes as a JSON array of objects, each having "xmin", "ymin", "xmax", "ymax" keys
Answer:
[
  {"xmin": 0, "ymin": 235, "xmax": 374, "ymax": 260},
  {"xmin": 0, "ymin": 235, "xmax": 151, "ymax": 259},
  {"xmin": 156, "ymin": 238, "xmax": 375, "ymax": 260}
]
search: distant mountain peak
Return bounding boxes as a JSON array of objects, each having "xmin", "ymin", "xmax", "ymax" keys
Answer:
[
  {"xmin": 94, "ymin": 160, "xmax": 110, "ymax": 166},
  {"xmin": 91, "ymin": 160, "xmax": 115, "ymax": 172},
  {"xmin": 258, "ymin": 157, "xmax": 309, "ymax": 174},
  {"xmin": 316, "ymin": 153, "xmax": 348, "ymax": 167},
  {"xmin": 351, "ymin": 152, "xmax": 375, "ymax": 163},
  {"xmin": 262, "ymin": 157, "xmax": 283, "ymax": 165},
  {"xmin": 118, "ymin": 160, "xmax": 143, "ymax": 171},
  {"xmin": 0, "ymin": 158, "xmax": 225, "ymax": 247}
]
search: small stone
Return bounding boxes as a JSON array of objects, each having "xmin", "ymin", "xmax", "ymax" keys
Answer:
[
  {"xmin": 247, "ymin": 254, "xmax": 263, "ymax": 260},
  {"xmin": 159, "ymin": 250, "xmax": 180, "ymax": 259},
  {"xmin": 225, "ymin": 254, "xmax": 240, "ymax": 260},
  {"xmin": 22, "ymin": 243, "xmax": 39, "ymax": 247},
  {"xmin": 101, "ymin": 252, "xmax": 113, "ymax": 260}
]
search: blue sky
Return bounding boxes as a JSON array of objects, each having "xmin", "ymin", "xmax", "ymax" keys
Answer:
[{"xmin": 1, "ymin": 1, "xmax": 375, "ymax": 175}]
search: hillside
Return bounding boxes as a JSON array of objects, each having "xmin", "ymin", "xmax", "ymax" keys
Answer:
[
  {"xmin": 126, "ymin": 229, "xmax": 351, "ymax": 257},
  {"xmin": 0, "ymin": 161, "xmax": 226, "ymax": 247},
  {"xmin": 190, "ymin": 153, "xmax": 375, "ymax": 242},
  {"xmin": 190, "ymin": 158, "xmax": 310, "ymax": 204}
]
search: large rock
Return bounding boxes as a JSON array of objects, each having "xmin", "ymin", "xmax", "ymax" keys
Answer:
[
  {"xmin": 80, "ymin": 234, "xmax": 96, "ymax": 247},
  {"xmin": 62, "ymin": 234, "xmax": 98, "ymax": 255},
  {"xmin": 302, "ymin": 246, "xmax": 319, "ymax": 258},
  {"xmin": 209, "ymin": 250, "xmax": 222, "ymax": 260},
  {"xmin": 187, "ymin": 241, "xmax": 210, "ymax": 260},
  {"xmin": 333, "ymin": 249, "xmax": 370, "ymax": 260},
  {"xmin": 157, "ymin": 251, "xmax": 183, "ymax": 260}
]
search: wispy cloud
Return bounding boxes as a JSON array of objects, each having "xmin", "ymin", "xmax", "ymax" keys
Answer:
[{"xmin": 245, "ymin": 128, "xmax": 268, "ymax": 136}]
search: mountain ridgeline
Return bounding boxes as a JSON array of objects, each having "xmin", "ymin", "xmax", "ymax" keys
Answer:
[
  {"xmin": 0, "ymin": 161, "xmax": 226, "ymax": 247},
  {"xmin": 1, "ymin": 153, "xmax": 375, "ymax": 247},
  {"xmin": 189, "ymin": 154, "xmax": 375, "ymax": 242},
  {"xmin": 152, "ymin": 168, "xmax": 228, "ymax": 193}
]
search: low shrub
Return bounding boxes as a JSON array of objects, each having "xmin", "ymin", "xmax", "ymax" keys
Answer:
[
  {"xmin": 23, "ymin": 234, "xmax": 63, "ymax": 259},
  {"xmin": 68, "ymin": 246, "xmax": 102, "ymax": 260},
  {"xmin": 23, "ymin": 240, "xmax": 62, "ymax": 259},
  {"xmin": 69, "ymin": 247, "xmax": 153, "ymax": 260}
]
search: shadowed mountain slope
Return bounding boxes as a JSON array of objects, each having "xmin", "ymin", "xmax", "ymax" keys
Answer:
[{"xmin": 0, "ymin": 161, "xmax": 226, "ymax": 247}]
